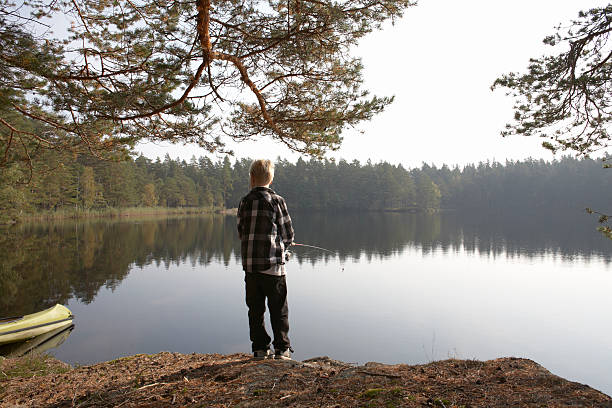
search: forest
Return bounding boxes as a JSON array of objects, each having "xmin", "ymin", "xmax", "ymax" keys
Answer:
[{"xmin": 1, "ymin": 151, "xmax": 610, "ymax": 223}]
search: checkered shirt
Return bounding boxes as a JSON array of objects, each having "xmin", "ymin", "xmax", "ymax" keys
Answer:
[{"xmin": 237, "ymin": 187, "xmax": 295, "ymax": 273}]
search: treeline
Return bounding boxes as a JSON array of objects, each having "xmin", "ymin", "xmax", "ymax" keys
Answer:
[
  {"xmin": 1, "ymin": 151, "xmax": 611, "ymax": 222},
  {"xmin": 274, "ymin": 157, "xmax": 611, "ymax": 213}
]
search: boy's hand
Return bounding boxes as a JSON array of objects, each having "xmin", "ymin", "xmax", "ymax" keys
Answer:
[{"xmin": 285, "ymin": 251, "xmax": 291, "ymax": 262}]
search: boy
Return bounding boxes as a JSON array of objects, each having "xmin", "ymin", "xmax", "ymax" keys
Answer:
[{"xmin": 237, "ymin": 159, "xmax": 294, "ymax": 360}]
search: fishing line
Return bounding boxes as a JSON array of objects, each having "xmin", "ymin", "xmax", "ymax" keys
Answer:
[
  {"xmin": 289, "ymin": 242, "xmax": 345, "ymax": 272},
  {"xmin": 292, "ymin": 243, "xmax": 336, "ymax": 254}
]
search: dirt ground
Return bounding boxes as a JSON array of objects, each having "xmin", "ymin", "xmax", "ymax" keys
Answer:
[{"xmin": 1, "ymin": 352, "xmax": 611, "ymax": 407}]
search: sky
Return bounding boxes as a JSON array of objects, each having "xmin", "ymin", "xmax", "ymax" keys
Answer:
[{"xmin": 136, "ymin": 0, "xmax": 611, "ymax": 169}]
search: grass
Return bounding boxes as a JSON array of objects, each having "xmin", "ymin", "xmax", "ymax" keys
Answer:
[
  {"xmin": 0, "ymin": 353, "xmax": 71, "ymax": 401},
  {"xmin": 108, "ymin": 354, "xmax": 146, "ymax": 367},
  {"xmin": 0, "ymin": 352, "xmax": 70, "ymax": 380},
  {"xmin": 21, "ymin": 206, "xmax": 217, "ymax": 222}
]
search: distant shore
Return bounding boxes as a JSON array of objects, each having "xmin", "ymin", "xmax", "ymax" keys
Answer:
[
  {"xmin": 4, "ymin": 206, "xmax": 449, "ymax": 225},
  {"xmin": 0, "ymin": 352, "xmax": 610, "ymax": 407},
  {"xmin": 216, "ymin": 207, "xmax": 238, "ymax": 215},
  {"xmin": 6, "ymin": 206, "xmax": 226, "ymax": 225}
]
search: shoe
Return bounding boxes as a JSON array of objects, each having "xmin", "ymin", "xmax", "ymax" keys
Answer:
[
  {"xmin": 253, "ymin": 349, "xmax": 273, "ymax": 360},
  {"xmin": 274, "ymin": 348, "xmax": 292, "ymax": 360}
]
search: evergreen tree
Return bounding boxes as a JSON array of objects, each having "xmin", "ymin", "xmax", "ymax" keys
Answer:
[
  {"xmin": 80, "ymin": 166, "xmax": 96, "ymax": 209},
  {"xmin": 0, "ymin": 0, "xmax": 414, "ymax": 168},
  {"xmin": 141, "ymin": 183, "xmax": 158, "ymax": 207},
  {"xmin": 494, "ymin": 5, "xmax": 612, "ymax": 156},
  {"xmin": 0, "ymin": 165, "xmax": 28, "ymax": 223},
  {"xmin": 415, "ymin": 172, "xmax": 441, "ymax": 211}
]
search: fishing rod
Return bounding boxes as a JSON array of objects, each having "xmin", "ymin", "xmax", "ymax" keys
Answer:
[{"xmin": 291, "ymin": 242, "xmax": 336, "ymax": 254}]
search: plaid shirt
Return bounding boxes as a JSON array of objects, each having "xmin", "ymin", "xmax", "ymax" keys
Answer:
[{"xmin": 237, "ymin": 187, "xmax": 294, "ymax": 273}]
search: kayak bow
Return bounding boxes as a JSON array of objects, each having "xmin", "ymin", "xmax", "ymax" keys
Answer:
[{"xmin": 0, "ymin": 304, "xmax": 74, "ymax": 345}]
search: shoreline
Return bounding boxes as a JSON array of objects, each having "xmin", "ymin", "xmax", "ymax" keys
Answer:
[
  {"xmin": 2, "ymin": 206, "xmax": 227, "ymax": 225},
  {"xmin": 1, "ymin": 352, "xmax": 610, "ymax": 407},
  {"xmin": 4, "ymin": 206, "xmax": 452, "ymax": 225}
]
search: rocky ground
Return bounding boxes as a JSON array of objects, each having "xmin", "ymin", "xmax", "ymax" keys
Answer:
[{"xmin": 1, "ymin": 352, "xmax": 611, "ymax": 407}]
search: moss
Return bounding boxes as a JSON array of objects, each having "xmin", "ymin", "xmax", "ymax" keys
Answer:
[
  {"xmin": 253, "ymin": 389, "xmax": 267, "ymax": 396},
  {"xmin": 359, "ymin": 387, "xmax": 406, "ymax": 405},
  {"xmin": 360, "ymin": 388, "xmax": 385, "ymax": 399}
]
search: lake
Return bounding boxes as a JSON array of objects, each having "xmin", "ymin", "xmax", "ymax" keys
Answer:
[{"xmin": 1, "ymin": 210, "xmax": 611, "ymax": 395}]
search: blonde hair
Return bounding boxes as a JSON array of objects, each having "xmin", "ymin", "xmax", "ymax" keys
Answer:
[{"xmin": 250, "ymin": 159, "xmax": 275, "ymax": 186}]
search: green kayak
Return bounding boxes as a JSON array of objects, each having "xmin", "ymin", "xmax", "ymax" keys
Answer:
[
  {"xmin": 0, "ymin": 324, "xmax": 74, "ymax": 358},
  {"xmin": 0, "ymin": 304, "xmax": 74, "ymax": 345}
]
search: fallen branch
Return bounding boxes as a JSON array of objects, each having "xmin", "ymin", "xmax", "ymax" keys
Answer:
[
  {"xmin": 357, "ymin": 370, "xmax": 402, "ymax": 379},
  {"xmin": 136, "ymin": 382, "xmax": 169, "ymax": 390}
]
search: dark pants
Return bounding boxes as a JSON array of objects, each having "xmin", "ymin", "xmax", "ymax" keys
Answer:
[{"xmin": 245, "ymin": 272, "xmax": 290, "ymax": 352}]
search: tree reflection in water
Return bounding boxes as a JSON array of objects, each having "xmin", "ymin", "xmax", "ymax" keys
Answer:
[{"xmin": 1, "ymin": 210, "xmax": 610, "ymax": 317}]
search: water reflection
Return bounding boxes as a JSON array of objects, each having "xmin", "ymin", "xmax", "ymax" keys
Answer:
[
  {"xmin": 0, "ymin": 325, "xmax": 74, "ymax": 358},
  {"xmin": 293, "ymin": 210, "xmax": 612, "ymax": 262},
  {"xmin": 1, "ymin": 210, "xmax": 610, "ymax": 317},
  {"xmin": 0, "ymin": 215, "xmax": 239, "ymax": 317}
]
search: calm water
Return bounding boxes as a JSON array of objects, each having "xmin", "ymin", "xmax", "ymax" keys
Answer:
[{"xmin": 1, "ymin": 211, "xmax": 611, "ymax": 395}]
